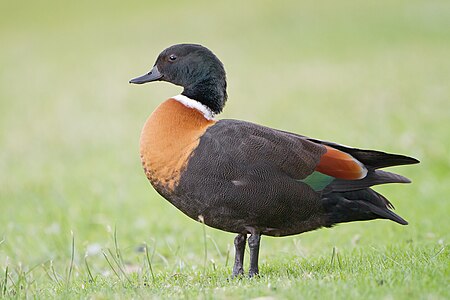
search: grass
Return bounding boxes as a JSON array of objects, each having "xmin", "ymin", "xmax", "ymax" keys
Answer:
[{"xmin": 0, "ymin": 0, "xmax": 449, "ymax": 298}]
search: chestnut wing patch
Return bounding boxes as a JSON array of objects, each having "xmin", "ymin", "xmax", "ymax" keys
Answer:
[{"xmin": 315, "ymin": 145, "xmax": 368, "ymax": 180}]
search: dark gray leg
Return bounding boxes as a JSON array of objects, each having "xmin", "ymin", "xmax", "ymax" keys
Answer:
[
  {"xmin": 248, "ymin": 233, "xmax": 261, "ymax": 277},
  {"xmin": 232, "ymin": 233, "xmax": 247, "ymax": 277}
]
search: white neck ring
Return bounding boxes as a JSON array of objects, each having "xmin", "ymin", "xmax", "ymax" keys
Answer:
[{"xmin": 172, "ymin": 94, "xmax": 215, "ymax": 120}]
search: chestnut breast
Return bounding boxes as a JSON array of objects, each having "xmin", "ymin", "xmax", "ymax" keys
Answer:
[{"xmin": 140, "ymin": 98, "xmax": 216, "ymax": 192}]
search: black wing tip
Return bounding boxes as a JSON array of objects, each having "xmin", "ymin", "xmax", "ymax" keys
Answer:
[
  {"xmin": 307, "ymin": 138, "xmax": 420, "ymax": 167},
  {"xmin": 402, "ymin": 156, "xmax": 420, "ymax": 165},
  {"xmin": 376, "ymin": 153, "xmax": 420, "ymax": 167},
  {"xmin": 394, "ymin": 217, "xmax": 409, "ymax": 225}
]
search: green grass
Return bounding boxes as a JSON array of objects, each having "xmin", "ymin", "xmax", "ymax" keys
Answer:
[{"xmin": 0, "ymin": 0, "xmax": 449, "ymax": 298}]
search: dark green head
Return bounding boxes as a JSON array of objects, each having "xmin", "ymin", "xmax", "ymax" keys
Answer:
[{"xmin": 130, "ymin": 44, "xmax": 228, "ymax": 114}]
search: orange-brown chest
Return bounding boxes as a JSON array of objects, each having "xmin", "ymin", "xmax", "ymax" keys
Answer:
[{"xmin": 140, "ymin": 99, "xmax": 215, "ymax": 192}]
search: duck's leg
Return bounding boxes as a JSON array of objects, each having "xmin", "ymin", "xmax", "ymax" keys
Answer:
[
  {"xmin": 232, "ymin": 233, "xmax": 247, "ymax": 277},
  {"xmin": 248, "ymin": 233, "xmax": 261, "ymax": 277}
]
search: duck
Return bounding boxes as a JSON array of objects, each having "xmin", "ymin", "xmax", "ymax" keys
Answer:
[{"xmin": 129, "ymin": 44, "xmax": 419, "ymax": 277}]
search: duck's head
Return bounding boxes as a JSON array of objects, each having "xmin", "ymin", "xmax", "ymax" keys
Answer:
[{"xmin": 130, "ymin": 44, "xmax": 227, "ymax": 114}]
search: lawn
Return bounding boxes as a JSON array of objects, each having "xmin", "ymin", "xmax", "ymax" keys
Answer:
[{"xmin": 0, "ymin": 0, "xmax": 449, "ymax": 299}]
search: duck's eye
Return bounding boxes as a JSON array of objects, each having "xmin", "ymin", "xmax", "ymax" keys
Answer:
[{"xmin": 169, "ymin": 54, "xmax": 177, "ymax": 61}]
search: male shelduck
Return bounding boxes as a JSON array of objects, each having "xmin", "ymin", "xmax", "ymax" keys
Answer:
[{"xmin": 129, "ymin": 44, "xmax": 419, "ymax": 277}]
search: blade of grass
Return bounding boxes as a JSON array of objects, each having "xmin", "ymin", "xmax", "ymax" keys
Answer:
[
  {"xmin": 337, "ymin": 249, "xmax": 342, "ymax": 270},
  {"xmin": 198, "ymin": 215, "xmax": 207, "ymax": 275},
  {"xmin": 6, "ymin": 273, "xmax": 16, "ymax": 297},
  {"xmin": 430, "ymin": 246, "xmax": 445, "ymax": 259},
  {"xmin": 2, "ymin": 266, "xmax": 7, "ymax": 297},
  {"xmin": 225, "ymin": 244, "xmax": 230, "ymax": 268},
  {"xmin": 144, "ymin": 243, "xmax": 155, "ymax": 283},
  {"xmin": 107, "ymin": 249, "xmax": 132, "ymax": 285},
  {"xmin": 208, "ymin": 235, "xmax": 223, "ymax": 260},
  {"xmin": 330, "ymin": 246, "xmax": 336, "ymax": 267},
  {"xmin": 113, "ymin": 226, "xmax": 124, "ymax": 269},
  {"xmin": 84, "ymin": 255, "xmax": 95, "ymax": 283},
  {"xmin": 42, "ymin": 263, "xmax": 57, "ymax": 284},
  {"xmin": 102, "ymin": 250, "xmax": 122, "ymax": 283},
  {"xmin": 50, "ymin": 260, "xmax": 63, "ymax": 287},
  {"xmin": 67, "ymin": 230, "xmax": 75, "ymax": 286}
]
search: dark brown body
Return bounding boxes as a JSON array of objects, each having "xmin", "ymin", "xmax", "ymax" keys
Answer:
[{"xmin": 140, "ymin": 98, "xmax": 410, "ymax": 237}]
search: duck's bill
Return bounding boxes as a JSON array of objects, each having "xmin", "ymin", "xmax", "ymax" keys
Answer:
[{"xmin": 129, "ymin": 65, "xmax": 162, "ymax": 84}]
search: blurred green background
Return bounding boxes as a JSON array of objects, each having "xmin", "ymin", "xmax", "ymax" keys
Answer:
[{"xmin": 0, "ymin": 0, "xmax": 449, "ymax": 298}]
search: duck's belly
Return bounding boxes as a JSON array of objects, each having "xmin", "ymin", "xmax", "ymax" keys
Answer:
[{"xmin": 154, "ymin": 167, "xmax": 327, "ymax": 237}]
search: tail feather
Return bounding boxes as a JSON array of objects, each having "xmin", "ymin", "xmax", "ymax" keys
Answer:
[
  {"xmin": 323, "ymin": 188, "xmax": 408, "ymax": 226},
  {"xmin": 324, "ymin": 169, "xmax": 412, "ymax": 193},
  {"xmin": 363, "ymin": 201, "xmax": 407, "ymax": 225}
]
